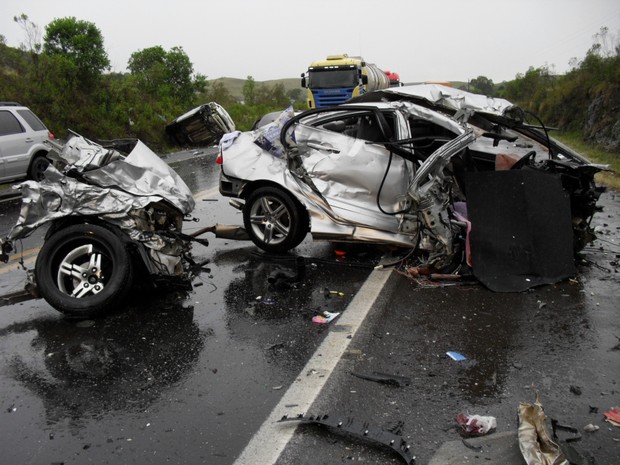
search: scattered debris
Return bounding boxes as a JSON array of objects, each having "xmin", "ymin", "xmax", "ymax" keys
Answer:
[
  {"xmin": 312, "ymin": 311, "xmax": 340, "ymax": 324},
  {"xmin": 351, "ymin": 371, "xmax": 411, "ymax": 387},
  {"xmin": 583, "ymin": 424, "xmax": 599, "ymax": 433},
  {"xmin": 0, "ymin": 288, "xmax": 35, "ymax": 307},
  {"xmin": 551, "ymin": 419, "xmax": 581, "ymax": 443},
  {"xmin": 603, "ymin": 406, "xmax": 620, "ymax": 426},
  {"xmin": 569, "ymin": 385, "xmax": 582, "ymax": 396},
  {"xmin": 278, "ymin": 413, "xmax": 415, "ymax": 465},
  {"xmin": 455, "ymin": 412, "xmax": 497, "ymax": 437},
  {"xmin": 461, "ymin": 438, "xmax": 483, "ymax": 451},
  {"xmin": 324, "ymin": 288, "xmax": 345, "ymax": 298},
  {"xmin": 518, "ymin": 392, "xmax": 568, "ymax": 465},
  {"xmin": 446, "ymin": 351, "xmax": 467, "ymax": 361}
]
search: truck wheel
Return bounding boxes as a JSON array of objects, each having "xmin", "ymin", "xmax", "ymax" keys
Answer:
[
  {"xmin": 243, "ymin": 186, "xmax": 308, "ymax": 253},
  {"xmin": 28, "ymin": 154, "xmax": 50, "ymax": 181},
  {"xmin": 35, "ymin": 223, "xmax": 134, "ymax": 318}
]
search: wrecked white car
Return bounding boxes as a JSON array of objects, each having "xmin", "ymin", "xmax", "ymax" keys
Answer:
[
  {"xmin": 218, "ymin": 84, "xmax": 606, "ymax": 292},
  {"xmin": 0, "ymin": 134, "xmax": 204, "ymax": 318},
  {"xmin": 166, "ymin": 102, "xmax": 235, "ymax": 147}
]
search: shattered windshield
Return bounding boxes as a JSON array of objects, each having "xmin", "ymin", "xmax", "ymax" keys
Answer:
[{"xmin": 308, "ymin": 69, "xmax": 358, "ymax": 89}]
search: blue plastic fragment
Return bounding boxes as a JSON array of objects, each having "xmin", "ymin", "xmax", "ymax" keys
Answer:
[{"xmin": 446, "ymin": 351, "xmax": 466, "ymax": 361}]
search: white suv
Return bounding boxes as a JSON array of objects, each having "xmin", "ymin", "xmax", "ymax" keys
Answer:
[{"xmin": 0, "ymin": 102, "xmax": 54, "ymax": 182}]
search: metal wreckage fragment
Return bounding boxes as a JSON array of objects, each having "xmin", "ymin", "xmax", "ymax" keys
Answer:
[
  {"xmin": 279, "ymin": 413, "xmax": 415, "ymax": 464},
  {"xmin": 0, "ymin": 134, "xmax": 216, "ymax": 316},
  {"xmin": 1, "ymin": 134, "xmax": 197, "ymax": 276}
]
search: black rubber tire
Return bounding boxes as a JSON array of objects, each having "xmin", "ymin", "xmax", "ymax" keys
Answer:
[
  {"xmin": 243, "ymin": 186, "xmax": 308, "ymax": 253},
  {"xmin": 28, "ymin": 153, "xmax": 50, "ymax": 181},
  {"xmin": 34, "ymin": 223, "xmax": 134, "ymax": 318}
]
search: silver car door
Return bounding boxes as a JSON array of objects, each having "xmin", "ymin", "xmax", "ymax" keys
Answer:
[
  {"xmin": 0, "ymin": 110, "xmax": 30, "ymax": 180},
  {"xmin": 293, "ymin": 111, "xmax": 412, "ymax": 229}
]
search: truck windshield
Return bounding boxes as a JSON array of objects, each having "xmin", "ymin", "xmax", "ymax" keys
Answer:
[{"xmin": 308, "ymin": 69, "xmax": 358, "ymax": 89}]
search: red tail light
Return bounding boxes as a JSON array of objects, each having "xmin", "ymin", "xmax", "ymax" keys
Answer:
[
  {"xmin": 48, "ymin": 131, "xmax": 55, "ymax": 139},
  {"xmin": 216, "ymin": 152, "xmax": 223, "ymax": 164}
]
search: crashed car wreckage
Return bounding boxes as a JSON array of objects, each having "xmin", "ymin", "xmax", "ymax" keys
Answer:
[
  {"xmin": 0, "ymin": 133, "xmax": 208, "ymax": 318},
  {"xmin": 218, "ymin": 84, "xmax": 607, "ymax": 291},
  {"xmin": 0, "ymin": 85, "xmax": 607, "ymax": 317}
]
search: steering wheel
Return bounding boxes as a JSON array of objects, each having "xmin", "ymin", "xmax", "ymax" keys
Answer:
[{"xmin": 510, "ymin": 150, "xmax": 537, "ymax": 170}]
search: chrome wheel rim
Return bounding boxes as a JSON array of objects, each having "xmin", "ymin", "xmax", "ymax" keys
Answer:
[
  {"xmin": 56, "ymin": 244, "xmax": 106, "ymax": 298},
  {"xmin": 248, "ymin": 195, "xmax": 291, "ymax": 245}
]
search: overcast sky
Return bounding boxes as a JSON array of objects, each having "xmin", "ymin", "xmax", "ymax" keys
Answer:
[{"xmin": 2, "ymin": 0, "xmax": 620, "ymax": 84}]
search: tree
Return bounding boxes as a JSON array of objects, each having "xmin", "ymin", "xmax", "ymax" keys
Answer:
[
  {"xmin": 468, "ymin": 75, "xmax": 494, "ymax": 96},
  {"xmin": 13, "ymin": 14, "xmax": 42, "ymax": 54},
  {"xmin": 128, "ymin": 46, "xmax": 205, "ymax": 107},
  {"xmin": 242, "ymin": 76, "xmax": 256, "ymax": 104},
  {"xmin": 204, "ymin": 80, "xmax": 234, "ymax": 106},
  {"xmin": 43, "ymin": 17, "xmax": 110, "ymax": 83}
]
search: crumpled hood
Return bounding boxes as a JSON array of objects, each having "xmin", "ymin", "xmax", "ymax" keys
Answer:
[
  {"xmin": 82, "ymin": 140, "xmax": 195, "ymax": 214},
  {"xmin": 4, "ymin": 135, "xmax": 195, "ymax": 241}
]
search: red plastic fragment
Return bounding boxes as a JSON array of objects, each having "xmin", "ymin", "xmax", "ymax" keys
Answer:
[{"xmin": 603, "ymin": 406, "xmax": 620, "ymax": 426}]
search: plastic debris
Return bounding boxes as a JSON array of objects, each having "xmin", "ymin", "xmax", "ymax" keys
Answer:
[
  {"xmin": 583, "ymin": 424, "xmax": 599, "ymax": 432},
  {"xmin": 456, "ymin": 412, "xmax": 497, "ymax": 436},
  {"xmin": 569, "ymin": 385, "xmax": 582, "ymax": 395},
  {"xmin": 603, "ymin": 406, "xmax": 620, "ymax": 426},
  {"xmin": 278, "ymin": 413, "xmax": 415, "ymax": 465},
  {"xmin": 351, "ymin": 371, "xmax": 411, "ymax": 387},
  {"xmin": 551, "ymin": 419, "xmax": 581, "ymax": 443},
  {"xmin": 518, "ymin": 392, "xmax": 568, "ymax": 465},
  {"xmin": 324, "ymin": 288, "xmax": 345, "ymax": 298},
  {"xmin": 312, "ymin": 311, "xmax": 340, "ymax": 324},
  {"xmin": 446, "ymin": 351, "xmax": 466, "ymax": 361}
]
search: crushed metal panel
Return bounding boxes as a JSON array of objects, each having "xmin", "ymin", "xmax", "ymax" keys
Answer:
[
  {"xmin": 294, "ymin": 123, "xmax": 411, "ymax": 227},
  {"xmin": 465, "ymin": 170, "xmax": 576, "ymax": 292},
  {"xmin": 6, "ymin": 137, "xmax": 195, "ymax": 241},
  {"xmin": 83, "ymin": 140, "xmax": 195, "ymax": 214},
  {"xmin": 352, "ymin": 83, "xmax": 516, "ymax": 117}
]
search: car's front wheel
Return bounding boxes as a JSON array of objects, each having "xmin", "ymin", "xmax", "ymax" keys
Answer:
[
  {"xmin": 243, "ymin": 186, "xmax": 308, "ymax": 253},
  {"xmin": 35, "ymin": 223, "xmax": 134, "ymax": 318}
]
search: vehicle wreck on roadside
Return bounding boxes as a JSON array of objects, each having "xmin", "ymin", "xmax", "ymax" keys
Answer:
[
  {"xmin": 218, "ymin": 84, "xmax": 607, "ymax": 291},
  {"xmin": 0, "ymin": 134, "xmax": 206, "ymax": 318},
  {"xmin": 166, "ymin": 102, "xmax": 235, "ymax": 147}
]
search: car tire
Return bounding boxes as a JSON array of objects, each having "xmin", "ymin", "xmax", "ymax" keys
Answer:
[
  {"xmin": 28, "ymin": 153, "xmax": 50, "ymax": 181},
  {"xmin": 243, "ymin": 186, "xmax": 308, "ymax": 253},
  {"xmin": 35, "ymin": 223, "xmax": 134, "ymax": 318}
]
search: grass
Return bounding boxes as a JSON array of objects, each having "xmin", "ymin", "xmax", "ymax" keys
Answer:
[{"xmin": 554, "ymin": 132, "xmax": 620, "ymax": 191}]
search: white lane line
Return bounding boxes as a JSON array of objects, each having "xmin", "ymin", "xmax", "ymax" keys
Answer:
[{"xmin": 232, "ymin": 268, "xmax": 392, "ymax": 465}]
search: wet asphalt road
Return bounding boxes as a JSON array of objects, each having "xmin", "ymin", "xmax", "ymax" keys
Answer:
[
  {"xmin": 1, "ymin": 149, "xmax": 619, "ymax": 465},
  {"xmin": 0, "ymin": 148, "xmax": 377, "ymax": 464},
  {"xmin": 276, "ymin": 191, "xmax": 620, "ymax": 465}
]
